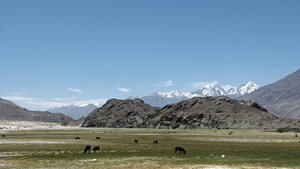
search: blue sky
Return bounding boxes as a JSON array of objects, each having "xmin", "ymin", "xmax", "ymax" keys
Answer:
[{"xmin": 1, "ymin": 0, "xmax": 299, "ymax": 111}]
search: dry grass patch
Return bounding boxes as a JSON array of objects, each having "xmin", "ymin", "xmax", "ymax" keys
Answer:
[{"xmin": 0, "ymin": 128, "xmax": 299, "ymax": 168}]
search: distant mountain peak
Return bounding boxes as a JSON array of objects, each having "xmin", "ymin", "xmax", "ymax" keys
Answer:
[
  {"xmin": 207, "ymin": 82, "xmax": 220, "ymax": 87},
  {"xmin": 237, "ymin": 81, "xmax": 260, "ymax": 95},
  {"xmin": 56, "ymin": 102, "xmax": 100, "ymax": 108},
  {"xmin": 127, "ymin": 82, "xmax": 260, "ymax": 107},
  {"xmin": 47, "ymin": 103, "xmax": 100, "ymax": 120}
]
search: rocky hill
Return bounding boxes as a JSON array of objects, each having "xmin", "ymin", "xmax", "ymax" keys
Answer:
[
  {"xmin": 81, "ymin": 99, "xmax": 160, "ymax": 128},
  {"xmin": 239, "ymin": 69, "xmax": 300, "ymax": 119},
  {"xmin": 0, "ymin": 97, "xmax": 73, "ymax": 123},
  {"xmin": 80, "ymin": 97, "xmax": 300, "ymax": 129}
]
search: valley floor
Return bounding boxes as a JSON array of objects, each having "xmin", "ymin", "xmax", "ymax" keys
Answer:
[{"xmin": 0, "ymin": 121, "xmax": 300, "ymax": 169}]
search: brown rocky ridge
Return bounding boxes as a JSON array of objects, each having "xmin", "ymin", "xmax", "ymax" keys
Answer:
[{"xmin": 80, "ymin": 96, "xmax": 300, "ymax": 129}]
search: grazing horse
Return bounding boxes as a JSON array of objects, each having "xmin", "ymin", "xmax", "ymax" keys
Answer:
[
  {"xmin": 93, "ymin": 146, "xmax": 100, "ymax": 153},
  {"xmin": 75, "ymin": 137, "xmax": 80, "ymax": 139},
  {"xmin": 84, "ymin": 145, "xmax": 91, "ymax": 153},
  {"xmin": 174, "ymin": 146, "xmax": 186, "ymax": 154},
  {"xmin": 96, "ymin": 137, "xmax": 100, "ymax": 139},
  {"xmin": 1, "ymin": 135, "xmax": 5, "ymax": 138},
  {"xmin": 153, "ymin": 140, "xmax": 158, "ymax": 144},
  {"xmin": 134, "ymin": 139, "xmax": 138, "ymax": 143}
]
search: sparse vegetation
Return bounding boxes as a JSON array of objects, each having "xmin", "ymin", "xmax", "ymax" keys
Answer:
[
  {"xmin": 0, "ymin": 128, "xmax": 300, "ymax": 168},
  {"xmin": 277, "ymin": 127, "xmax": 300, "ymax": 133}
]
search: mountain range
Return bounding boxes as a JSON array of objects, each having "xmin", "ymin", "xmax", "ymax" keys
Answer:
[
  {"xmin": 47, "ymin": 103, "xmax": 99, "ymax": 120},
  {"xmin": 2, "ymin": 69, "xmax": 300, "ymax": 127},
  {"xmin": 239, "ymin": 69, "xmax": 300, "ymax": 119},
  {"xmin": 0, "ymin": 97, "xmax": 73, "ymax": 123},
  {"xmin": 46, "ymin": 81, "xmax": 259, "ymax": 119},
  {"xmin": 128, "ymin": 81, "xmax": 259, "ymax": 107}
]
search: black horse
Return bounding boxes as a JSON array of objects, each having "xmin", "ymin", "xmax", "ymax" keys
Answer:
[
  {"xmin": 153, "ymin": 140, "xmax": 158, "ymax": 144},
  {"xmin": 75, "ymin": 136, "xmax": 80, "ymax": 140},
  {"xmin": 174, "ymin": 146, "xmax": 186, "ymax": 154},
  {"xmin": 134, "ymin": 139, "xmax": 138, "ymax": 143},
  {"xmin": 84, "ymin": 145, "xmax": 91, "ymax": 153},
  {"xmin": 93, "ymin": 146, "xmax": 100, "ymax": 153}
]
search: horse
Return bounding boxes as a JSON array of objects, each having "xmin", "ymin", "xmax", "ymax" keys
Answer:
[
  {"xmin": 84, "ymin": 145, "xmax": 91, "ymax": 153},
  {"xmin": 134, "ymin": 139, "xmax": 138, "ymax": 143},
  {"xmin": 96, "ymin": 137, "xmax": 100, "ymax": 139},
  {"xmin": 1, "ymin": 135, "xmax": 5, "ymax": 138},
  {"xmin": 153, "ymin": 140, "xmax": 158, "ymax": 144},
  {"xmin": 174, "ymin": 146, "xmax": 186, "ymax": 154},
  {"xmin": 93, "ymin": 146, "xmax": 100, "ymax": 153},
  {"xmin": 75, "ymin": 136, "xmax": 80, "ymax": 139}
]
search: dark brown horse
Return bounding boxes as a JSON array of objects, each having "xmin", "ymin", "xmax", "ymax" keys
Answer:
[
  {"xmin": 174, "ymin": 146, "xmax": 186, "ymax": 154},
  {"xmin": 84, "ymin": 145, "xmax": 91, "ymax": 153},
  {"xmin": 93, "ymin": 146, "xmax": 100, "ymax": 153}
]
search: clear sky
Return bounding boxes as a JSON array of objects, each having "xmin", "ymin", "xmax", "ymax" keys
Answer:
[{"xmin": 1, "ymin": 0, "xmax": 299, "ymax": 111}]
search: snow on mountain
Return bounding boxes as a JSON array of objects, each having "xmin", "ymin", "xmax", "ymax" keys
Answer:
[
  {"xmin": 127, "ymin": 95, "xmax": 142, "ymax": 100},
  {"xmin": 56, "ymin": 101, "xmax": 100, "ymax": 108},
  {"xmin": 237, "ymin": 81, "xmax": 260, "ymax": 95},
  {"xmin": 128, "ymin": 81, "xmax": 259, "ymax": 107},
  {"xmin": 47, "ymin": 103, "xmax": 100, "ymax": 120},
  {"xmin": 156, "ymin": 90, "xmax": 197, "ymax": 98},
  {"xmin": 191, "ymin": 83, "xmax": 226, "ymax": 97},
  {"xmin": 191, "ymin": 81, "xmax": 259, "ymax": 98}
]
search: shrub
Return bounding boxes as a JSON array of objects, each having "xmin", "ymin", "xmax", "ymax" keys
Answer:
[{"xmin": 277, "ymin": 127, "xmax": 300, "ymax": 133}]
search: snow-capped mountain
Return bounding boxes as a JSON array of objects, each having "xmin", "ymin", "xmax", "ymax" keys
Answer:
[
  {"xmin": 191, "ymin": 83, "xmax": 226, "ymax": 97},
  {"xmin": 55, "ymin": 102, "xmax": 101, "ymax": 108},
  {"xmin": 128, "ymin": 81, "xmax": 259, "ymax": 107},
  {"xmin": 237, "ymin": 81, "xmax": 259, "ymax": 95},
  {"xmin": 192, "ymin": 81, "xmax": 259, "ymax": 98},
  {"xmin": 47, "ymin": 103, "xmax": 100, "ymax": 120},
  {"xmin": 155, "ymin": 90, "xmax": 198, "ymax": 99}
]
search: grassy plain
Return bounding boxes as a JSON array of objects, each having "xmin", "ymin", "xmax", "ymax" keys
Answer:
[{"xmin": 0, "ymin": 128, "xmax": 300, "ymax": 168}]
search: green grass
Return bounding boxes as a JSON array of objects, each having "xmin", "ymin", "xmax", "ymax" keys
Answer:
[
  {"xmin": 0, "ymin": 128, "xmax": 299, "ymax": 168},
  {"xmin": 277, "ymin": 127, "xmax": 300, "ymax": 133}
]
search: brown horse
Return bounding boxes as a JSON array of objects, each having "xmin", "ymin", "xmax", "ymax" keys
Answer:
[
  {"xmin": 93, "ymin": 146, "xmax": 100, "ymax": 153},
  {"xmin": 84, "ymin": 145, "xmax": 91, "ymax": 153},
  {"xmin": 174, "ymin": 146, "xmax": 186, "ymax": 154}
]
